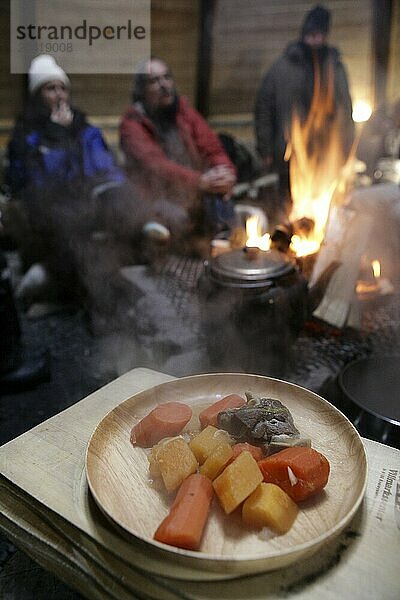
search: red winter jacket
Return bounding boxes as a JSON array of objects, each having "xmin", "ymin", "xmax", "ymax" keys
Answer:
[{"xmin": 119, "ymin": 97, "xmax": 235, "ymax": 201}]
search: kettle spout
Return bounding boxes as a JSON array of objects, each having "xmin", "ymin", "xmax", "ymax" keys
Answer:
[{"xmin": 308, "ymin": 261, "xmax": 341, "ymax": 312}]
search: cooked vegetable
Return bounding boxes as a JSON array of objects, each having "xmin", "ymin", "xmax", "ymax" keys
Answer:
[
  {"xmin": 137, "ymin": 391, "xmax": 331, "ymax": 552},
  {"xmin": 213, "ymin": 451, "xmax": 263, "ymax": 514},
  {"xmin": 230, "ymin": 442, "xmax": 265, "ymax": 463},
  {"xmin": 242, "ymin": 483, "xmax": 299, "ymax": 533},
  {"xmin": 148, "ymin": 437, "xmax": 198, "ymax": 492},
  {"xmin": 153, "ymin": 473, "xmax": 214, "ymax": 550},
  {"xmin": 131, "ymin": 401, "xmax": 192, "ymax": 447},
  {"xmin": 199, "ymin": 440, "xmax": 233, "ymax": 480},
  {"xmin": 266, "ymin": 435, "xmax": 311, "ymax": 456},
  {"xmin": 217, "ymin": 392, "xmax": 300, "ymax": 448},
  {"xmin": 189, "ymin": 425, "xmax": 231, "ymax": 464},
  {"xmin": 199, "ymin": 394, "xmax": 246, "ymax": 429},
  {"xmin": 258, "ymin": 446, "xmax": 330, "ymax": 502}
]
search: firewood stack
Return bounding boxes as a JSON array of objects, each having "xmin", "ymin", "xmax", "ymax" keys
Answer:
[
  {"xmin": 268, "ymin": 183, "xmax": 399, "ymax": 330},
  {"xmin": 310, "ymin": 183, "xmax": 400, "ymax": 329}
]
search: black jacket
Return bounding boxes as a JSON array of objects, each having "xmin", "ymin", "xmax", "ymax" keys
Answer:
[{"xmin": 255, "ymin": 41, "xmax": 354, "ymax": 169}]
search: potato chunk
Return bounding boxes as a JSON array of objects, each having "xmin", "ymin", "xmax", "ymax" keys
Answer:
[
  {"xmin": 242, "ymin": 483, "xmax": 298, "ymax": 533},
  {"xmin": 189, "ymin": 425, "xmax": 231, "ymax": 464},
  {"xmin": 148, "ymin": 437, "xmax": 198, "ymax": 493},
  {"xmin": 199, "ymin": 440, "xmax": 233, "ymax": 481},
  {"xmin": 213, "ymin": 451, "xmax": 263, "ymax": 514}
]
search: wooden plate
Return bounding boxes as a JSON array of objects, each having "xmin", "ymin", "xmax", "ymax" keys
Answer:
[{"xmin": 85, "ymin": 373, "xmax": 367, "ymax": 579}]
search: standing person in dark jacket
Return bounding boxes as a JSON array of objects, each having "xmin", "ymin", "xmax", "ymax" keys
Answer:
[
  {"xmin": 255, "ymin": 4, "xmax": 354, "ymax": 206},
  {"xmin": 120, "ymin": 58, "xmax": 237, "ymax": 253},
  {"xmin": 6, "ymin": 55, "xmax": 148, "ymax": 324}
]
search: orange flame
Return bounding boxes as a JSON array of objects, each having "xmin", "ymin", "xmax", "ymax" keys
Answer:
[
  {"xmin": 245, "ymin": 215, "xmax": 271, "ymax": 251},
  {"xmin": 286, "ymin": 52, "xmax": 352, "ymax": 257},
  {"xmin": 372, "ymin": 259, "xmax": 381, "ymax": 278}
]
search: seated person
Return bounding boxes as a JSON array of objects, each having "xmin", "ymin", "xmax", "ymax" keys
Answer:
[
  {"xmin": 119, "ymin": 58, "xmax": 237, "ymax": 253},
  {"xmin": 5, "ymin": 54, "xmax": 148, "ymax": 322}
]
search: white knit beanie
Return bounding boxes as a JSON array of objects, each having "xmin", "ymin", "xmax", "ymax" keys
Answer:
[{"xmin": 28, "ymin": 54, "xmax": 70, "ymax": 95}]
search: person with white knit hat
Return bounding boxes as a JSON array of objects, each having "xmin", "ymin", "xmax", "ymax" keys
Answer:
[
  {"xmin": 27, "ymin": 54, "xmax": 73, "ymax": 127},
  {"xmin": 5, "ymin": 55, "xmax": 151, "ymax": 329},
  {"xmin": 6, "ymin": 53, "xmax": 127, "ymax": 208},
  {"xmin": 28, "ymin": 54, "xmax": 70, "ymax": 95}
]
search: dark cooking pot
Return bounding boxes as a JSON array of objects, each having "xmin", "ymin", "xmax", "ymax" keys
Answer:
[
  {"xmin": 198, "ymin": 247, "xmax": 336, "ymax": 376},
  {"xmin": 338, "ymin": 355, "xmax": 400, "ymax": 449}
]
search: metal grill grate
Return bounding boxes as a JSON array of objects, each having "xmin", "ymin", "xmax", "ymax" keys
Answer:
[
  {"xmin": 286, "ymin": 295, "xmax": 400, "ymax": 390},
  {"xmin": 151, "ymin": 254, "xmax": 205, "ymax": 317},
  {"xmin": 151, "ymin": 253, "xmax": 400, "ymax": 392}
]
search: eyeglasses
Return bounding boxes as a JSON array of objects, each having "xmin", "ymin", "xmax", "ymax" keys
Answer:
[{"xmin": 146, "ymin": 72, "xmax": 173, "ymax": 86}]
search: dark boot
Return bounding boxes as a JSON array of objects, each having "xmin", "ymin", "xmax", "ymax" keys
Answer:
[{"xmin": 0, "ymin": 250, "xmax": 51, "ymax": 393}]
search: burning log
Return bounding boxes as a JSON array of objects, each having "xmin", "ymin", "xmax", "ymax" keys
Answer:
[
  {"xmin": 270, "ymin": 223, "xmax": 294, "ymax": 253},
  {"xmin": 293, "ymin": 217, "xmax": 315, "ymax": 237},
  {"xmin": 295, "ymin": 252, "xmax": 319, "ymax": 281},
  {"xmin": 267, "ymin": 217, "xmax": 321, "ymax": 281}
]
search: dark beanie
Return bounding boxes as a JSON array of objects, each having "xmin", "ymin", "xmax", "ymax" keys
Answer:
[{"xmin": 301, "ymin": 5, "xmax": 331, "ymax": 38}]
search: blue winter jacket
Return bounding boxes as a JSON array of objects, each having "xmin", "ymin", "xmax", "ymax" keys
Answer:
[{"xmin": 6, "ymin": 110, "xmax": 125, "ymax": 198}]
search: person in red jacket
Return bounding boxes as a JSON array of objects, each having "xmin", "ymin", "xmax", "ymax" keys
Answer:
[{"xmin": 119, "ymin": 58, "xmax": 236, "ymax": 251}]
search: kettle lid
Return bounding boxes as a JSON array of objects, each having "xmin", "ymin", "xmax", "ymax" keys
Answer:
[{"xmin": 209, "ymin": 248, "xmax": 295, "ymax": 282}]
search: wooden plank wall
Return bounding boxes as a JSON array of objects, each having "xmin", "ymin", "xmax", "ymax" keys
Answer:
[
  {"xmin": 150, "ymin": 0, "xmax": 200, "ymax": 103},
  {"xmin": 210, "ymin": 0, "xmax": 374, "ymax": 118},
  {"xmin": 69, "ymin": 1, "xmax": 199, "ymax": 119},
  {"xmin": 0, "ymin": 1, "xmax": 199, "ymax": 123},
  {"xmin": 1, "ymin": 0, "xmax": 398, "ymax": 147},
  {"xmin": 387, "ymin": 0, "xmax": 400, "ymax": 104},
  {"xmin": 0, "ymin": 2, "xmax": 26, "ymax": 121}
]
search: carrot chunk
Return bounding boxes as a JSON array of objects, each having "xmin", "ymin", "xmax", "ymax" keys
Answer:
[
  {"xmin": 130, "ymin": 401, "xmax": 192, "ymax": 447},
  {"xmin": 199, "ymin": 394, "xmax": 245, "ymax": 429},
  {"xmin": 229, "ymin": 442, "xmax": 264, "ymax": 464},
  {"xmin": 153, "ymin": 473, "xmax": 214, "ymax": 550},
  {"xmin": 258, "ymin": 447, "xmax": 330, "ymax": 502}
]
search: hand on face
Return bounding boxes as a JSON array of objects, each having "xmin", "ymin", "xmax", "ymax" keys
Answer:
[
  {"xmin": 50, "ymin": 101, "xmax": 73, "ymax": 126},
  {"xmin": 41, "ymin": 80, "xmax": 72, "ymax": 126}
]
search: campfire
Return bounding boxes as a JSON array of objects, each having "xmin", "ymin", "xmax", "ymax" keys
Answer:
[
  {"xmin": 284, "ymin": 54, "xmax": 352, "ymax": 260},
  {"xmin": 210, "ymin": 57, "xmax": 396, "ymax": 332},
  {"xmin": 235, "ymin": 54, "xmax": 354, "ymax": 273}
]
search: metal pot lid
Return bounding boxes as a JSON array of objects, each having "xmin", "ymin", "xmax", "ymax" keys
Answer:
[{"xmin": 208, "ymin": 247, "xmax": 295, "ymax": 282}]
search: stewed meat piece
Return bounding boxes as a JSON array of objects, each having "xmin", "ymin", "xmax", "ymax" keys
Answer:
[{"xmin": 217, "ymin": 391, "xmax": 310, "ymax": 453}]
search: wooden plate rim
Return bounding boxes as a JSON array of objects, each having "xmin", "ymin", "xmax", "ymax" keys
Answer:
[{"xmin": 85, "ymin": 372, "xmax": 368, "ymax": 564}]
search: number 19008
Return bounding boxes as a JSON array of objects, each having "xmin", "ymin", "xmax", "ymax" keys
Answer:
[{"xmin": 39, "ymin": 42, "xmax": 73, "ymax": 53}]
